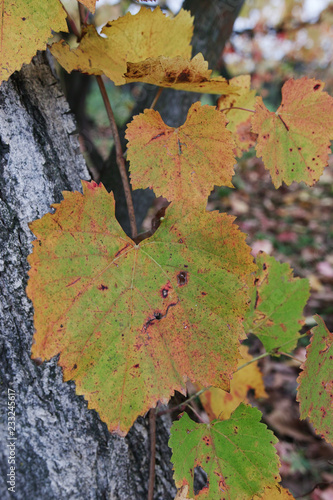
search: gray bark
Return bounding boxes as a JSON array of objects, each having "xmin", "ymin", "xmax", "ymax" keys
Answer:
[{"xmin": 0, "ymin": 52, "xmax": 175, "ymax": 500}]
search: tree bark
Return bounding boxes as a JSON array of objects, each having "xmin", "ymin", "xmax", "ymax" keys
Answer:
[{"xmin": 0, "ymin": 52, "xmax": 175, "ymax": 500}]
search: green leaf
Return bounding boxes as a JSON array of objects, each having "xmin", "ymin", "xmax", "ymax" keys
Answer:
[
  {"xmin": 297, "ymin": 315, "xmax": 333, "ymax": 445},
  {"xmin": 244, "ymin": 252, "xmax": 310, "ymax": 352},
  {"xmin": 27, "ymin": 181, "xmax": 255, "ymax": 435},
  {"xmin": 169, "ymin": 404, "xmax": 280, "ymax": 499},
  {"xmin": 251, "ymin": 77, "xmax": 333, "ymax": 187},
  {"xmin": 1, "ymin": 0, "xmax": 68, "ymax": 84}
]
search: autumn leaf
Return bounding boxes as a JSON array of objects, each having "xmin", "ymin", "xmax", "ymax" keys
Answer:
[
  {"xmin": 27, "ymin": 181, "xmax": 255, "ymax": 435},
  {"xmin": 254, "ymin": 484, "xmax": 295, "ymax": 499},
  {"xmin": 199, "ymin": 345, "xmax": 267, "ymax": 421},
  {"xmin": 217, "ymin": 75, "xmax": 257, "ymax": 156},
  {"xmin": 0, "ymin": 0, "xmax": 68, "ymax": 84},
  {"xmin": 244, "ymin": 252, "xmax": 310, "ymax": 352},
  {"xmin": 78, "ymin": 0, "xmax": 97, "ymax": 13},
  {"xmin": 251, "ymin": 77, "xmax": 333, "ymax": 188},
  {"xmin": 126, "ymin": 102, "xmax": 236, "ymax": 208},
  {"xmin": 297, "ymin": 315, "xmax": 333, "ymax": 445},
  {"xmin": 125, "ymin": 54, "xmax": 239, "ymax": 95},
  {"xmin": 50, "ymin": 7, "xmax": 193, "ymax": 85},
  {"xmin": 169, "ymin": 404, "xmax": 280, "ymax": 499}
]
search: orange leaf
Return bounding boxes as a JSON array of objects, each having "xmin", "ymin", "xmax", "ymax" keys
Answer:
[
  {"xmin": 78, "ymin": 0, "xmax": 98, "ymax": 14},
  {"xmin": 252, "ymin": 77, "xmax": 333, "ymax": 187},
  {"xmin": 126, "ymin": 102, "xmax": 236, "ymax": 208}
]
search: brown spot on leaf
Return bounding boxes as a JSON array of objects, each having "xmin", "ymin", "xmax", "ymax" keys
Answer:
[
  {"xmin": 177, "ymin": 271, "xmax": 188, "ymax": 286},
  {"xmin": 98, "ymin": 284, "xmax": 108, "ymax": 291},
  {"xmin": 73, "ymin": 364, "xmax": 77, "ymax": 370}
]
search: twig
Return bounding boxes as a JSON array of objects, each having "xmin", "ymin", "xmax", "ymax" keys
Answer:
[
  {"xmin": 78, "ymin": 3, "xmax": 88, "ymax": 26},
  {"xmin": 150, "ymin": 87, "xmax": 163, "ymax": 109},
  {"xmin": 187, "ymin": 404, "xmax": 206, "ymax": 423},
  {"xmin": 96, "ymin": 75, "xmax": 137, "ymax": 239},
  {"xmin": 148, "ymin": 409, "xmax": 156, "ymax": 500},
  {"xmin": 277, "ymin": 351, "xmax": 303, "ymax": 363},
  {"xmin": 236, "ymin": 331, "xmax": 311, "ymax": 372},
  {"xmin": 157, "ymin": 386, "xmax": 211, "ymax": 417}
]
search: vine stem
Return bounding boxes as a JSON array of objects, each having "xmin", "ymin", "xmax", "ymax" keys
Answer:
[
  {"xmin": 74, "ymin": 5, "xmax": 137, "ymax": 239},
  {"xmin": 150, "ymin": 87, "xmax": 163, "ymax": 109},
  {"xmin": 236, "ymin": 331, "xmax": 310, "ymax": 372},
  {"xmin": 148, "ymin": 408, "xmax": 156, "ymax": 500},
  {"xmin": 218, "ymin": 106, "xmax": 255, "ymax": 113},
  {"xmin": 156, "ymin": 386, "xmax": 212, "ymax": 417},
  {"xmin": 96, "ymin": 75, "xmax": 137, "ymax": 239}
]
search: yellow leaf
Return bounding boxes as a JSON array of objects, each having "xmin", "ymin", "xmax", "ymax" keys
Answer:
[
  {"xmin": 217, "ymin": 75, "xmax": 257, "ymax": 154},
  {"xmin": 200, "ymin": 345, "xmax": 267, "ymax": 420},
  {"xmin": 1, "ymin": 0, "xmax": 68, "ymax": 84},
  {"xmin": 50, "ymin": 7, "xmax": 193, "ymax": 85},
  {"xmin": 253, "ymin": 484, "xmax": 295, "ymax": 499},
  {"xmin": 125, "ymin": 54, "xmax": 239, "ymax": 95}
]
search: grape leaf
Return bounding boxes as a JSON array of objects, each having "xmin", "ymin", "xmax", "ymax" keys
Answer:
[
  {"xmin": 217, "ymin": 75, "xmax": 257, "ymax": 156},
  {"xmin": 78, "ymin": 0, "xmax": 97, "ymax": 13},
  {"xmin": 297, "ymin": 315, "xmax": 333, "ymax": 445},
  {"xmin": 50, "ymin": 7, "xmax": 193, "ymax": 85},
  {"xmin": 124, "ymin": 54, "xmax": 239, "ymax": 95},
  {"xmin": 199, "ymin": 345, "xmax": 267, "ymax": 421},
  {"xmin": 27, "ymin": 181, "xmax": 255, "ymax": 435},
  {"xmin": 126, "ymin": 102, "xmax": 236, "ymax": 208},
  {"xmin": 244, "ymin": 252, "xmax": 310, "ymax": 352},
  {"xmin": 169, "ymin": 404, "xmax": 280, "ymax": 499},
  {"xmin": 251, "ymin": 77, "xmax": 333, "ymax": 188},
  {"xmin": 254, "ymin": 485, "xmax": 295, "ymax": 499},
  {"xmin": 0, "ymin": 0, "xmax": 68, "ymax": 84}
]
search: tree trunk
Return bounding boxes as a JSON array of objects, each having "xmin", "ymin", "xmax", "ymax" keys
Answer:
[{"xmin": 0, "ymin": 52, "xmax": 175, "ymax": 500}]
